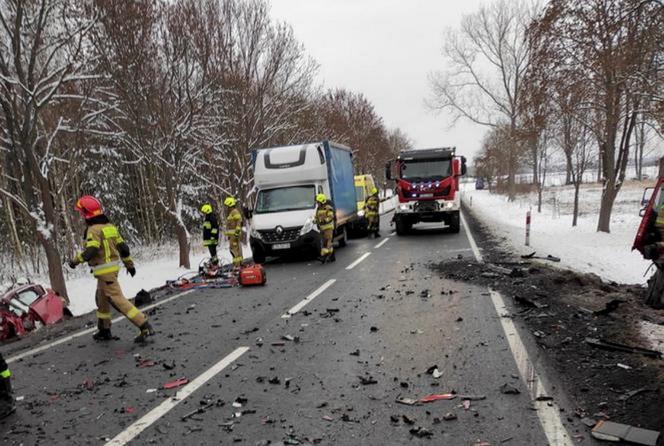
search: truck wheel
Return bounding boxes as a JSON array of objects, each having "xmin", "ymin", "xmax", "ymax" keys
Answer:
[
  {"xmin": 395, "ymin": 217, "xmax": 409, "ymax": 236},
  {"xmin": 338, "ymin": 227, "xmax": 348, "ymax": 247},
  {"xmin": 448, "ymin": 211, "xmax": 460, "ymax": 233}
]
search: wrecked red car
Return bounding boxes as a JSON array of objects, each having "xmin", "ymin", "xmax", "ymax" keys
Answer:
[{"xmin": 0, "ymin": 283, "xmax": 70, "ymax": 340}]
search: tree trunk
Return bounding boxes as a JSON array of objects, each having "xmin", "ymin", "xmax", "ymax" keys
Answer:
[
  {"xmin": 597, "ymin": 183, "xmax": 618, "ymax": 233},
  {"xmin": 572, "ymin": 182, "xmax": 580, "ymax": 227},
  {"xmin": 175, "ymin": 223, "xmax": 191, "ymax": 269},
  {"xmin": 507, "ymin": 170, "xmax": 516, "ymax": 201},
  {"xmin": 531, "ymin": 142, "xmax": 539, "ymax": 186},
  {"xmin": 537, "ymin": 185, "xmax": 542, "ymax": 213},
  {"xmin": 565, "ymin": 152, "xmax": 573, "ymax": 185},
  {"xmin": 40, "ymin": 235, "xmax": 69, "ymax": 303},
  {"xmin": 5, "ymin": 197, "xmax": 24, "ymax": 270}
]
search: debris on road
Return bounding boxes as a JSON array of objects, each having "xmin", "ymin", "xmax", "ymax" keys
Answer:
[
  {"xmin": 358, "ymin": 375, "xmax": 378, "ymax": 385},
  {"xmin": 163, "ymin": 378, "xmax": 188, "ymax": 390},
  {"xmin": 458, "ymin": 394, "xmax": 486, "ymax": 401},
  {"xmin": 409, "ymin": 426, "xmax": 433, "ymax": 438},
  {"xmin": 370, "ymin": 326, "xmax": 379, "ymax": 332},
  {"xmin": 420, "ymin": 393, "xmax": 456, "ymax": 403},
  {"xmin": 591, "ymin": 420, "xmax": 660, "ymax": 445},
  {"xmin": 401, "ymin": 414, "xmax": 416, "ymax": 425},
  {"xmin": 442, "ymin": 412, "xmax": 457, "ymax": 421},
  {"xmin": 395, "ymin": 397, "xmax": 419, "ymax": 406},
  {"xmin": 499, "ymin": 383, "xmax": 520, "ymax": 395},
  {"xmin": 585, "ymin": 337, "xmax": 663, "ymax": 359},
  {"xmin": 521, "ymin": 252, "xmax": 561, "ymax": 262},
  {"xmin": 349, "ymin": 349, "xmax": 360, "ymax": 356},
  {"xmin": 592, "ymin": 299, "xmax": 625, "ymax": 316}
]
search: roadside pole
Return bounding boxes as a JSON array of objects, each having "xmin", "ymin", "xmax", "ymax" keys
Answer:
[{"xmin": 525, "ymin": 210, "xmax": 531, "ymax": 246}]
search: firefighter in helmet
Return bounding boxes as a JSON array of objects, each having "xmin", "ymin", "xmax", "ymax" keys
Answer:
[
  {"xmin": 314, "ymin": 193, "xmax": 335, "ymax": 263},
  {"xmin": 200, "ymin": 203, "xmax": 219, "ymax": 264},
  {"xmin": 68, "ymin": 195, "xmax": 155, "ymax": 343},
  {"xmin": 0, "ymin": 353, "xmax": 14, "ymax": 419},
  {"xmin": 365, "ymin": 187, "xmax": 380, "ymax": 238},
  {"xmin": 224, "ymin": 197, "xmax": 243, "ymax": 267}
]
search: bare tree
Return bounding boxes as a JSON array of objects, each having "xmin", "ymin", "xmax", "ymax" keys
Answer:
[
  {"xmin": 0, "ymin": 0, "xmax": 109, "ymax": 298},
  {"xmin": 429, "ymin": 0, "xmax": 538, "ymax": 200},
  {"xmin": 533, "ymin": 0, "xmax": 663, "ymax": 232}
]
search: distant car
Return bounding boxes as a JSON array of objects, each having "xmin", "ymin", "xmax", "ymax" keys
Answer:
[
  {"xmin": 0, "ymin": 283, "xmax": 70, "ymax": 340},
  {"xmin": 475, "ymin": 178, "xmax": 485, "ymax": 190}
]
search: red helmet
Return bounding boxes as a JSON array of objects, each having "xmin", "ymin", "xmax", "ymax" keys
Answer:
[{"xmin": 75, "ymin": 195, "xmax": 103, "ymax": 219}]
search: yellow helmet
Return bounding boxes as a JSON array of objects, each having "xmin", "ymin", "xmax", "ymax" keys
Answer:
[
  {"xmin": 200, "ymin": 203, "xmax": 213, "ymax": 214},
  {"xmin": 316, "ymin": 193, "xmax": 327, "ymax": 204},
  {"xmin": 371, "ymin": 187, "xmax": 379, "ymax": 195},
  {"xmin": 224, "ymin": 197, "xmax": 237, "ymax": 207}
]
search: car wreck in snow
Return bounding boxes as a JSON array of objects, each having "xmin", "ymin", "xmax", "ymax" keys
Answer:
[{"xmin": 0, "ymin": 283, "xmax": 71, "ymax": 340}]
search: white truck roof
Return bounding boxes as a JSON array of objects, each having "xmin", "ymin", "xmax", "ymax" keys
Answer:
[{"xmin": 253, "ymin": 143, "xmax": 328, "ymax": 188}]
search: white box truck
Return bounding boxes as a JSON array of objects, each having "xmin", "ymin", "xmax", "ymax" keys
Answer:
[{"xmin": 249, "ymin": 141, "xmax": 358, "ymax": 263}]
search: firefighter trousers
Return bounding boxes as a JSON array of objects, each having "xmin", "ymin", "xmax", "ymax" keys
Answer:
[
  {"xmin": 95, "ymin": 273, "xmax": 147, "ymax": 330},
  {"xmin": 320, "ymin": 228, "xmax": 334, "ymax": 256},
  {"xmin": 367, "ymin": 214, "xmax": 379, "ymax": 233},
  {"xmin": 229, "ymin": 236, "xmax": 243, "ymax": 266}
]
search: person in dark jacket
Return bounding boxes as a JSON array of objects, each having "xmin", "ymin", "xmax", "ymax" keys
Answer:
[{"xmin": 200, "ymin": 203, "xmax": 220, "ymax": 264}]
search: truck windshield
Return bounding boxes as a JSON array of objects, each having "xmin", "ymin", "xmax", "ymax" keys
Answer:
[
  {"xmin": 255, "ymin": 186, "xmax": 316, "ymax": 214},
  {"xmin": 401, "ymin": 159, "xmax": 451, "ymax": 181}
]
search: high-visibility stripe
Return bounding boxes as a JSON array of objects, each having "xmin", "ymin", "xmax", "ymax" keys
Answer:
[
  {"xmin": 92, "ymin": 261, "xmax": 121, "ymax": 276},
  {"xmin": 0, "ymin": 369, "xmax": 10, "ymax": 378},
  {"xmin": 96, "ymin": 311, "xmax": 112, "ymax": 320},
  {"xmin": 102, "ymin": 226, "xmax": 120, "ymax": 239},
  {"xmin": 203, "ymin": 240, "xmax": 218, "ymax": 246},
  {"xmin": 319, "ymin": 223, "xmax": 334, "ymax": 231},
  {"xmin": 76, "ymin": 253, "xmax": 84, "ymax": 263},
  {"xmin": 127, "ymin": 307, "xmax": 140, "ymax": 319},
  {"xmin": 224, "ymin": 231, "xmax": 236, "ymax": 236},
  {"xmin": 85, "ymin": 240, "xmax": 101, "ymax": 248},
  {"xmin": 211, "ymin": 229, "xmax": 218, "ymax": 234},
  {"xmin": 203, "ymin": 222, "xmax": 212, "ymax": 229},
  {"xmin": 121, "ymin": 256, "xmax": 132, "ymax": 263}
]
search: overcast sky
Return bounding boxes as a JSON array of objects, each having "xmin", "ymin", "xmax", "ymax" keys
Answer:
[{"xmin": 269, "ymin": 0, "xmax": 487, "ymax": 161}]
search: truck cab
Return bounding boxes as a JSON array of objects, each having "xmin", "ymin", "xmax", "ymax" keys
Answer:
[
  {"xmin": 250, "ymin": 141, "xmax": 357, "ymax": 263},
  {"xmin": 386, "ymin": 147, "xmax": 466, "ymax": 235}
]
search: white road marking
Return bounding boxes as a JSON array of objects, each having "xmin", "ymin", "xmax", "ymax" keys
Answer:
[
  {"xmin": 462, "ymin": 211, "xmax": 572, "ymax": 445},
  {"xmin": 374, "ymin": 238, "xmax": 389, "ymax": 249},
  {"xmin": 6, "ymin": 290, "xmax": 194, "ymax": 364},
  {"xmin": 281, "ymin": 279, "xmax": 336, "ymax": 318},
  {"xmin": 460, "ymin": 212, "xmax": 483, "ymax": 262},
  {"xmin": 345, "ymin": 252, "xmax": 371, "ymax": 270},
  {"xmin": 489, "ymin": 290, "xmax": 573, "ymax": 445},
  {"xmin": 105, "ymin": 346, "xmax": 249, "ymax": 446}
]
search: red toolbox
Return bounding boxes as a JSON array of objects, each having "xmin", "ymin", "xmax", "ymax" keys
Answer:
[{"xmin": 239, "ymin": 264, "xmax": 266, "ymax": 286}]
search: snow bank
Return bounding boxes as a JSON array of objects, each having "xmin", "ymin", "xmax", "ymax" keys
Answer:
[{"xmin": 462, "ymin": 182, "xmax": 652, "ymax": 285}]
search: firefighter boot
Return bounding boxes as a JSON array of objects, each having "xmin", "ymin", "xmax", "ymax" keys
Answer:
[
  {"xmin": 0, "ymin": 371, "xmax": 15, "ymax": 419},
  {"xmin": 329, "ymin": 252, "xmax": 336, "ymax": 263},
  {"xmin": 93, "ymin": 328, "xmax": 113, "ymax": 341},
  {"xmin": 134, "ymin": 322, "xmax": 155, "ymax": 344}
]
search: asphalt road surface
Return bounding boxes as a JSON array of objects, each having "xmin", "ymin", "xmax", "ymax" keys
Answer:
[{"xmin": 0, "ymin": 212, "xmax": 577, "ymax": 445}]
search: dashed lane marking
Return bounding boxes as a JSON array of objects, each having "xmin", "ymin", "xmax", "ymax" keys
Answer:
[
  {"xmin": 281, "ymin": 279, "xmax": 336, "ymax": 318},
  {"xmin": 105, "ymin": 346, "xmax": 249, "ymax": 446},
  {"xmin": 374, "ymin": 238, "xmax": 390, "ymax": 249},
  {"xmin": 345, "ymin": 252, "xmax": 371, "ymax": 270},
  {"xmin": 461, "ymin": 212, "xmax": 572, "ymax": 445},
  {"xmin": 6, "ymin": 290, "xmax": 194, "ymax": 364}
]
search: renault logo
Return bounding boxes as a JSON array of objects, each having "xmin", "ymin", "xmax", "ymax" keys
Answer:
[{"xmin": 275, "ymin": 226, "xmax": 284, "ymax": 235}]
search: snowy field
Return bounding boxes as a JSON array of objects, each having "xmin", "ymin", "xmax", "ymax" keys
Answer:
[{"xmin": 462, "ymin": 181, "xmax": 655, "ymax": 285}]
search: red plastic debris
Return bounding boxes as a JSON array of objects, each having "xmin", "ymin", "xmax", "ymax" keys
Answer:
[
  {"xmin": 420, "ymin": 393, "xmax": 456, "ymax": 403},
  {"xmin": 163, "ymin": 378, "xmax": 189, "ymax": 389},
  {"xmin": 125, "ymin": 407, "xmax": 136, "ymax": 414},
  {"xmin": 83, "ymin": 379, "xmax": 94, "ymax": 390},
  {"xmin": 137, "ymin": 360, "xmax": 156, "ymax": 368}
]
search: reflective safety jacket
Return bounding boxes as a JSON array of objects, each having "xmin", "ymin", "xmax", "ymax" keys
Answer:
[
  {"xmin": 315, "ymin": 202, "xmax": 335, "ymax": 231},
  {"xmin": 203, "ymin": 213, "xmax": 219, "ymax": 246},
  {"xmin": 224, "ymin": 208, "xmax": 243, "ymax": 238},
  {"xmin": 365, "ymin": 195, "xmax": 379, "ymax": 217},
  {"xmin": 75, "ymin": 216, "xmax": 132, "ymax": 277}
]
